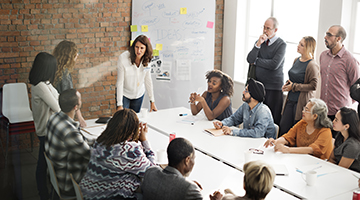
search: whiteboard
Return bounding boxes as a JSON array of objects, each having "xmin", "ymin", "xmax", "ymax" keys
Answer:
[{"xmin": 132, "ymin": 0, "xmax": 215, "ymax": 110}]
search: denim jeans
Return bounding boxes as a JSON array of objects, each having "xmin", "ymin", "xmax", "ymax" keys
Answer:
[
  {"xmin": 36, "ymin": 136, "xmax": 49, "ymax": 200},
  {"xmin": 123, "ymin": 95, "xmax": 144, "ymax": 113}
]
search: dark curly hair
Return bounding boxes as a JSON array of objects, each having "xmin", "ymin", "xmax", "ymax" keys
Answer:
[
  {"xmin": 129, "ymin": 35, "xmax": 153, "ymax": 67},
  {"xmin": 205, "ymin": 69, "xmax": 234, "ymax": 97},
  {"xmin": 96, "ymin": 109, "xmax": 140, "ymax": 148}
]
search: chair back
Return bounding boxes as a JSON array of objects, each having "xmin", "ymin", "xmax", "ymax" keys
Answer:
[
  {"xmin": 70, "ymin": 174, "xmax": 84, "ymax": 200},
  {"xmin": 3, "ymin": 83, "xmax": 33, "ymax": 123},
  {"xmin": 44, "ymin": 153, "xmax": 62, "ymax": 197},
  {"xmin": 274, "ymin": 123, "xmax": 279, "ymax": 139}
]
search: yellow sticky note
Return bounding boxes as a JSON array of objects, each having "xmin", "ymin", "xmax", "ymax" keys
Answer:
[
  {"xmin": 156, "ymin": 44, "xmax": 163, "ymax": 50},
  {"xmin": 180, "ymin": 7, "xmax": 187, "ymax": 14},
  {"xmin": 130, "ymin": 25, "xmax": 137, "ymax": 32},
  {"xmin": 153, "ymin": 49, "xmax": 159, "ymax": 56},
  {"xmin": 141, "ymin": 25, "xmax": 148, "ymax": 32},
  {"xmin": 130, "ymin": 40, "xmax": 134, "ymax": 46}
]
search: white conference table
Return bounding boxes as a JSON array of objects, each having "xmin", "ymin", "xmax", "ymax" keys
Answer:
[
  {"xmin": 136, "ymin": 107, "xmax": 360, "ymax": 200},
  {"xmin": 81, "ymin": 119, "xmax": 297, "ymax": 200}
]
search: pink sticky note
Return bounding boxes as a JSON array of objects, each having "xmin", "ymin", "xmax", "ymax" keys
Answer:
[{"xmin": 206, "ymin": 21, "xmax": 214, "ymax": 29}]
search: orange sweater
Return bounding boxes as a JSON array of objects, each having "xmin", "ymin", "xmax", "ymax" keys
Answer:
[{"xmin": 282, "ymin": 120, "xmax": 333, "ymax": 160}]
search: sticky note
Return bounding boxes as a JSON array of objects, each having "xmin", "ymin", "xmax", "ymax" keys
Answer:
[
  {"xmin": 156, "ymin": 44, "xmax": 163, "ymax": 50},
  {"xmin": 153, "ymin": 49, "xmax": 159, "ymax": 56},
  {"xmin": 130, "ymin": 40, "xmax": 134, "ymax": 46},
  {"xmin": 206, "ymin": 21, "xmax": 214, "ymax": 29},
  {"xmin": 141, "ymin": 25, "xmax": 148, "ymax": 32},
  {"xmin": 180, "ymin": 7, "xmax": 187, "ymax": 14},
  {"xmin": 130, "ymin": 25, "xmax": 137, "ymax": 32}
]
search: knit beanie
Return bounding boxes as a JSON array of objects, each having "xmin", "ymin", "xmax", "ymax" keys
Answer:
[{"xmin": 247, "ymin": 78, "xmax": 265, "ymax": 102}]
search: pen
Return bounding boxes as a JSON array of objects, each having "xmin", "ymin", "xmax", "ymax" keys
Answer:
[{"xmin": 179, "ymin": 113, "xmax": 187, "ymax": 116}]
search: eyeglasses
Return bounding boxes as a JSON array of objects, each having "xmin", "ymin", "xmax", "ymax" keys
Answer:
[
  {"xmin": 262, "ymin": 26, "xmax": 275, "ymax": 31},
  {"xmin": 325, "ymin": 32, "xmax": 337, "ymax": 38},
  {"xmin": 302, "ymin": 107, "xmax": 312, "ymax": 114}
]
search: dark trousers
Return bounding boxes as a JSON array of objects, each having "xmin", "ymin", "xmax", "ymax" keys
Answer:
[
  {"xmin": 123, "ymin": 94, "xmax": 145, "ymax": 113},
  {"xmin": 36, "ymin": 136, "xmax": 49, "ymax": 200},
  {"xmin": 328, "ymin": 115, "xmax": 338, "ymax": 138},
  {"xmin": 279, "ymin": 100, "xmax": 298, "ymax": 137},
  {"xmin": 264, "ymin": 89, "xmax": 283, "ymax": 125}
]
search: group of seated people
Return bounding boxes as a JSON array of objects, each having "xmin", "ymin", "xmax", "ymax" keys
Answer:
[{"xmin": 28, "ymin": 32, "xmax": 360, "ymax": 200}]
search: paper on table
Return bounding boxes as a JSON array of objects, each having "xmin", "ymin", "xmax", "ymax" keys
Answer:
[
  {"xmin": 271, "ymin": 164, "xmax": 289, "ymax": 176},
  {"xmin": 177, "ymin": 114, "xmax": 204, "ymax": 124},
  {"xmin": 297, "ymin": 163, "xmax": 338, "ymax": 177},
  {"xmin": 204, "ymin": 128, "xmax": 224, "ymax": 137},
  {"xmin": 81, "ymin": 126, "xmax": 106, "ymax": 140}
]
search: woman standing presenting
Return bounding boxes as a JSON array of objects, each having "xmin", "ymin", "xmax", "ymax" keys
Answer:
[
  {"xmin": 53, "ymin": 40, "xmax": 87, "ymax": 127},
  {"xmin": 116, "ymin": 35, "xmax": 157, "ymax": 113},
  {"xmin": 29, "ymin": 52, "xmax": 61, "ymax": 200},
  {"xmin": 279, "ymin": 36, "xmax": 319, "ymax": 137}
]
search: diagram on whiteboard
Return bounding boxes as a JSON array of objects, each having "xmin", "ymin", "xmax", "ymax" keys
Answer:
[{"xmin": 132, "ymin": 0, "xmax": 215, "ymax": 109}]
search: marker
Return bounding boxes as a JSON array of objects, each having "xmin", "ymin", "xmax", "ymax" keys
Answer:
[{"xmin": 179, "ymin": 113, "xmax": 187, "ymax": 116}]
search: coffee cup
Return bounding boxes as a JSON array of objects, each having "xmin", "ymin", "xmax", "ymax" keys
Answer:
[
  {"xmin": 156, "ymin": 149, "xmax": 167, "ymax": 164},
  {"xmin": 141, "ymin": 108, "xmax": 148, "ymax": 118},
  {"xmin": 302, "ymin": 170, "xmax": 317, "ymax": 186}
]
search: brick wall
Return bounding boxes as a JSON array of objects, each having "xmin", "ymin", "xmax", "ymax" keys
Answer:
[{"xmin": 0, "ymin": 0, "xmax": 224, "ymax": 122}]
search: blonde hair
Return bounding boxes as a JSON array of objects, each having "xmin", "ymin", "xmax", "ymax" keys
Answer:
[
  {"xmin": 53, "ymin": 40, "xmax": 78, "ymax": 85},
  {"xmin": 303, "ymin": 36, "xmax": 316, "ymax": 59},
  {"xmin": 243, "ymin": 161, "xmax": 275, "ymax": 200}
]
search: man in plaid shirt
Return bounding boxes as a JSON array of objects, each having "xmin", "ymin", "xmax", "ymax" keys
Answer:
[{"xmin": 45, "ymin": 89, "xmax": 93, "ymax": 197}]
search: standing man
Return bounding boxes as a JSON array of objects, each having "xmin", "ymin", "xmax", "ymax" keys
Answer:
[
  {"xmin": 320, "ymin": 25, "xmax": 360, "ymax": 137},
  {"xmin": 247, "ymin": 17, "xmax": 287, "ymax": 125},
  {"xmin": 45, "ymin": 89, "xmax": 93, "ymax": 197}
]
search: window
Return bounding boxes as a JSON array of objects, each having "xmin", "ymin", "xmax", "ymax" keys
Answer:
[
  {"xmin": 352, "ymin": 1, "xmax": 360, "ymax": 61},
  {"xmin": 233, "ymin": 0, "xmax": 320, "ymax": 82}
]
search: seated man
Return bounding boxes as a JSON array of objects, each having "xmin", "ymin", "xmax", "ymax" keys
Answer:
[
  {"xmin": 45, "ymin": 89, "xmax": 93, "ymax": 196},
  {"xmin": 142, "ymin": 138, "xmax": 203, "ymax": 200},
  {"xmin": 213, "ymin": 78, "xmax": 276, "ymax": 138}
]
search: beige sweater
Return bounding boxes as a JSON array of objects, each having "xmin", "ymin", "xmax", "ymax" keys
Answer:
[{"xmin": 31, "ymin": 81, "xmax": 60, "ymax": 137}]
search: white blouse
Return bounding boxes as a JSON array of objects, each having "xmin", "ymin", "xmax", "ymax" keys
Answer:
[
  {"xmin": 116, "ymin": 51, "xmax": 155, "ymax": 106},
  {"xmin": 31, "ymin": 81, "xmax": 60, "ymax": 137}
]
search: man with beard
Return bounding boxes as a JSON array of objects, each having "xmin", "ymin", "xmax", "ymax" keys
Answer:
[
  {"xmin": 213, "ymin": 79, "xmax": 276, "ymax": 138},
  {"xmin": 247, "ymin": 17, "xmax": 286, "ymax": 125},
  {"xmin": 142, "ymin": 138, "xmax": 202, "ymax": 200},
  {"xmin": 320, "ymin": 25, "xmax": 359, "ymax": 138}
]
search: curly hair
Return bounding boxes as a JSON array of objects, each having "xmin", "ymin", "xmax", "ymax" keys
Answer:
[
  {"xmin": 53, "ymin": 40, "xmax": 78, "ymax": 85},
  {"xmin": 96, "ymin": 109, "xmax": 140, "ymax": 148},
  {"xmin": 205, "ymin": 69, "xmax": 234, "ymax": 97},
  {"xmin": 129, "ymin": 35, "xmax": 153, "ymax": 67}
]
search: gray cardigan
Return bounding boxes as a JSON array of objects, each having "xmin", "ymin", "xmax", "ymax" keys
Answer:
[
  {"xmin": 247, "ymin": 37, "xmax": 287, "ymax": 90},
  {"xmin": 282, "ymin": 58, "xmax": 319, "ymax": 120}
]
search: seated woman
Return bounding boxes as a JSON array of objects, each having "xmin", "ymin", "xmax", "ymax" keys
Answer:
[
  {"xmin": 264, "ymin": 98, "xmax": 333, "ymax": 160},
  {"xmin": 210, "ymin": 160, "xmax": 275, "ymax": 200},
  {"xmin": 189, "ymin": 69, "xmax": 234, "ymax": 120},
  {"xmin": 79, "ymin": 109, "xmax": 156, "ymax": 200},
  {"xmin": 329, "ymin": 107, "xmax": 360, "ymax": 172}
]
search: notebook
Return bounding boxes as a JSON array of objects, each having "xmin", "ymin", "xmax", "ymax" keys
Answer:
[
  {"xmin": 204, "ymin": 128, "xmax": 225, "ymax": 137},
  {"xmin": 95, "ymin": 117, "xmax": 111, "ymax": 124},
  {"xmin": 271, "ymin": 164, "xmax": 289, "ymax": 176}
]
